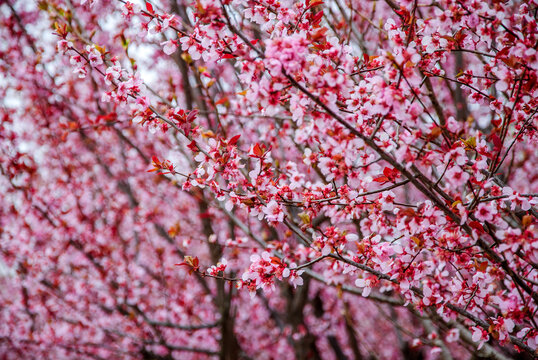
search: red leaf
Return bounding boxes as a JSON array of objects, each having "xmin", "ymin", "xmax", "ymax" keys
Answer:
[
  {"xmin": 490, "ymin": 133, "xmax": 503, "ymax": 153},
  {"xmin": 229, "ymin": 134, "xmax": 241, "ymax": 145},
  {"xmin": 215, "ymin": 97, "xmax": 229, "ymax": 105},
  {"xmin": 469, "ymin": 221, "xmax": 485, "ymax": 233},
  {"xmin": 186, "ymin": 109, "xmax": 198, "ymax": 122},
  {"xmin": 187, "ymin": 140, "xmax": 198, "ymax": 152},
  {"xmin": 373, "ymin": 176, "xmax": 388, "ymax": 183},
  {"xmin": 221, "ymin": 53, "xmax": 236, "ymax": 59},
  {"xmin": 307, "ymin": 0, "xmax": 324, "ymax": 9},
  {"xmin": 253, "ymin": 143, "xmax": 263, "ymax": 157},
  {"xmin": 311, "ymin": 10, "xmax": 324, "ymax": 26},
  {"xmin": 145, "ymin": 1, "xmax": 154, "ymax": 14},
  {"xmin": 383, "ymin": 167, "xmax": 400, "ymax": 182}
]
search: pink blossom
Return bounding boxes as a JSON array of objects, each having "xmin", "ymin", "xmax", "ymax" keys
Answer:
[
  {"xmin": 263, "ymin": 200, "xmax": 284, "ymax": 222},
  {"xmin": 265, "ymin": 34, "xmax": 309, "ymax": 74},
  {"xmin": 474, "ymin": 202, "xmax": 497, "ymax": 222},
  {"xmin": 104, "ymin": 64, "xmax": 122, "ymax": 85},
  {"xmin": 122, "ymin": 1, "xmax": 141, "ymax": 17},
  {"xmin": 56, "ymin": 39, "xmax": 72, "ymax": 53},
  {"xmin": 471, "ymin": 327, "xmax": 489, "ymax": 350},
  {"xmin": 86, "ymin": 45, "xmax": 103, "ymax": 66},
  {"xmin": 207, "ymin": 258, "xmax": 228, "ymax": 276},
  {"xmin": 161, "ymin": 40, "xmax": 178, "ymax": 55},
  {"xmin": 445, "ymin": 328, "xmax": 460, "ymax": 343},
  {"xmin": 503, "ymin": 186, "xmax": 532, "ymax": 211},
  {"xmin": 180, "ymin": 36, "xmax": 202, "ymax": 60},
  {"xmin": 445, "ymin": 165, "xmax": 470, "ymax": 187},
  {"xmin": 355, "ymin": 277, "xmax": 374, "ymax": 297}
]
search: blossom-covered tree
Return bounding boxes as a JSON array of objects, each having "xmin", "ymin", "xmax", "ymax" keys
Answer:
[{"xmin": 1, "ymin": 0, "xmax": 537, "ymax": 359}]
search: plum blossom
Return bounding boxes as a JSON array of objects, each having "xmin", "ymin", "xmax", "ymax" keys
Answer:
[
  {"xmin": 471, "ymin": 326, "xmax": 489, "ymax": 350},
  {"xmin": 496, "ymin": 318, "xmax": 515, "ymax": 342},
  {"xmin": 283, "ymin": 263, "xmax": 305, "ymax": 288},
  {"xmin": 69, "ymin": 55, "xmax": 87, "ymax": 78},
  {"xmin": 122, "ymin": 1, "xmax": 141, "ymax": 18},
  {"xmin": 263, "ymin": 200, "xmax": 284, "ymax": 222},
  {"xmin": 80, "ymin": 0, "xmax": 98, "ymax": 6},
  {"xmin": 104, "ymin": 63, "xmax": 122, "ymax": 85},
  {"xmin": 444, "ymin": 165, "xmax": 469, "ymax": 187},
  {"xmin": 318, "ymin": 156, "xmax": 336, "ymax": 181},
  {"xmin": 57, "ymin": 39, "xmax": 72, "ymax": 53},
  {"xmin": 379, "ymin": 191, "xmax": 396, "ymax": 212},
  {"xmin": 445, "ymin": 328, "xmax": 460, "ymax": 343},
  {"xmin": 207, "ymin": 258, "xmax": 228, "ymax": 276},
  {"xmin": 422, "ymin": 34, "xmax": 448, "ymax": 54},
  {"xmin": 502, "ymin": 186, "xmax": 532, "ymax": 211},
  {"xmin": 474, "ymin": 202, "xmax": 497, "ymax": 222},
  {"xmin": 265, "ymin": 34, "xmax": 309, "ymax": 74},
  {"xmin": 429, "ymin": 347, "xmax": 442, "ymax": 358},
  {"xmin": 355, "ymin": 276, "xmax": 376, "ymax": 297},
  {"xmin": 241, "ymin": 252, "xmax": 292, "ymax": 296},
  {"xmin": 180, "ymin": 36, "xmax": 202, "ymax": 60},
  {"xmin": 161, "ymin": 39, "xmax": 178, "ymax": 55},
  {"xmin": 444, "ymin": 147, "xmax": 467, "ymax": 166},
  {"xmin": 288, "ymin": 171, "xmax": 305, "ymax": 190},
  {"xmin": 86, "ymin": 45, "xmax": 103, "ymax": 67}
]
